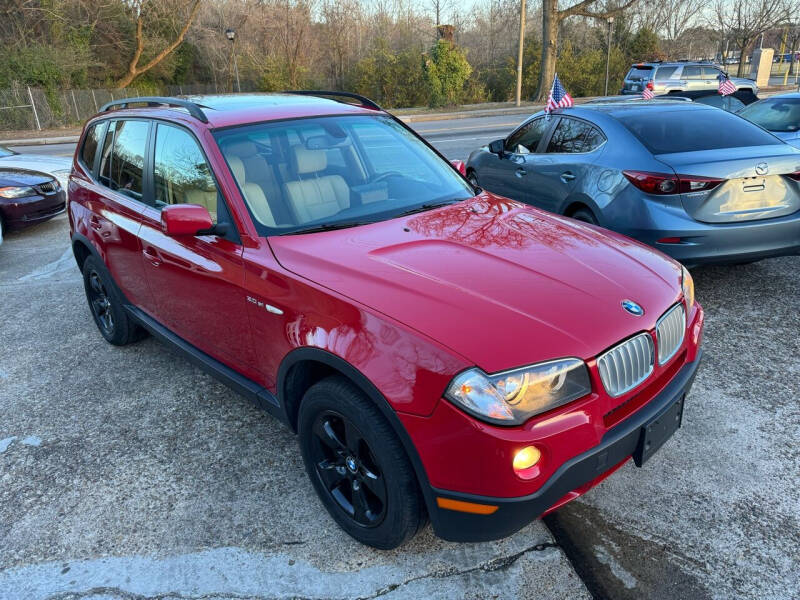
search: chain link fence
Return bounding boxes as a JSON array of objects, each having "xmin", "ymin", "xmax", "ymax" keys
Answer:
[{"xmin": 0, "ymin": 82, "xmax": 254, "ymax": 133}]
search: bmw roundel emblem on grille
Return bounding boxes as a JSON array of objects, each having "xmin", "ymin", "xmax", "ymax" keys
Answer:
[{"xmin": 621, "ymin": 299, "xmax": 644, "ymax": 316}]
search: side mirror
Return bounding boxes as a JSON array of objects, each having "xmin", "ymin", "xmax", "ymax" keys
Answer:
[
  {"xmin": 488, "ymin": 139, "xmax": 505, "ymax": 155},
  {"xmin": 450, "ymin": 159, "xmax": 467, "ymax": 175},
  {"xmin": 160, "ymin": 204, "xmax": 214, "ymax": 236}
]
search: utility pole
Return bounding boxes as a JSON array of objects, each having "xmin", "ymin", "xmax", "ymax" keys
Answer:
[
  {"xmin": 604, "ymin": 17, "xmax": 614, "ymax": 96},
  {"xmin": 226, "ymin": 28, "xmax": 241, "ymax": 93},
  {"xmin": 515, "ymin": 0, "xmax": 526, "ymax": 107}
]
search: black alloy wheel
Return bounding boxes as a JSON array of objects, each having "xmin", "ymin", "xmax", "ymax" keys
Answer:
[
  {"xmin": 81, "ymin": 255, "xmax": 144, "ymax": 346},
  {"xmin": 309, "ymin": 410, "xmax": 387, "ymax": 527},
  {"xmin": 87, "ymin": 269, "xmax": 114, "ymax": 336},
  {"xmin": 298, "ymin": 375, "xmax": 426, "ymax": 549}
]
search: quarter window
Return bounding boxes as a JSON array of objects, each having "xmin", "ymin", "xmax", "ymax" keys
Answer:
[
  {"xmin": 682, "ymin": 66, "xmax": 702, "ymax": 79},
  {"xmin": 153, "ymin": 123, "xmax": 219, "ymax": 222},
  {"xmin": 98, "ymin": 120, "xmax": 149, "ymax": 201},
  {"xmin": 80, "ymin": 122, "xmax": 104, "ymax": 172},
  {"xmin": 505, "ymin": 118, "xmax": 548, "ymax": 154},
  {"xmin": 655, "ymin": 66, "xmax": 678, "ymax": 80},
  {"xmin": 546, "ymin": 118, "xmax": 599, "ymax": 153}
]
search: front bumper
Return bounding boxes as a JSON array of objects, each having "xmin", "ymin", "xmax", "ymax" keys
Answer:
[
  {"xmin": 428, "ymin": 350, "xmax": 702, "ymax": 543},
  {"xmin": 1, "ymin": 191, "xmax": 66, "ymax": 230}
]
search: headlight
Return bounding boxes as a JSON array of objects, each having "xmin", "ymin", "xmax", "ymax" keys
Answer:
[
  {"xmin": 444, "ymin": 358, "xmax": 592, "ymax": 425},
  {"xmin": 0, "ymin": 186, "xmax": 35, "ymax": 198},
  {"xmin": 681, "ymin": 266, "xmax": 694, "ymax": 312}
]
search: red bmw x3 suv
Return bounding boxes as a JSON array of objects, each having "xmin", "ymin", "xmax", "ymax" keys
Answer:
[{"xmin": 68, "ymin": 92, "xmax": 703, "ymax": 549}]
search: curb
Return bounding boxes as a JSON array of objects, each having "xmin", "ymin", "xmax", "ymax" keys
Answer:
[{"xmin": 0, "ymin": 135, "xmax": 80, "ymax": 147}]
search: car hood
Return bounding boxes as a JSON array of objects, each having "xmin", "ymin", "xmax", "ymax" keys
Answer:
[
  {"xmin": 0, "ymin": 168, "xmax": 54, "ymax": 186},
  {"xmin": 268, "ymin": 195, "xmax": 682, "ymax": 372},
  {"xmin": 0, "ymin": 154, "xmax": 71, "ymax": 172}
]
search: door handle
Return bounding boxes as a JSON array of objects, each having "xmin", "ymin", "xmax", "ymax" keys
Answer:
[
  {"xmin": 142, "ymin": 246, "xmax": 162, "ymax": 267},
  {"xmin": 515, "ymin": 168, "xmax": 527, "ymax": 178},
  {"xmin": 561, "ymin": 171, "xmax": 576, "ymax": 182}
]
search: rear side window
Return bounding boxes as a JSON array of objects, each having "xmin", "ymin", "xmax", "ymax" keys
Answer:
[
  {"xmin": 617, "ymin": 108, "xmax": 781, "ymax": 154},
  {"xmin": 655, "ymin": 66, "xmax": 678, "ymax": 80},
  {"xmin": 153, "ymin": 123, "xmax": 219, "ymax": 222},
  {"xmin": 546, "ymin": 118, "xmax": 600, "ymax": 153},
  {"xmin": 80, "ymin": 122, "xmax": 104, "ymax": 171},
  {"xmin": 506, "ymin": 118, "xmax": 548, "ymax": 154},
  {"xmin": 627, "ymin": 66, "xmax": 654, "ymax": 80},
  {"xmin": 682, "ymin": 66, "xmax": 702, "ymax": 79},
  {"xmin": 98, "ymin": 120, "xmax": 150, "ymax": 201}
]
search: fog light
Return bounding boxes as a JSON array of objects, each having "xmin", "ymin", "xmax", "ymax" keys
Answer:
[{"xmin": 513, "ymin": 446, "xmax": 541, "ymax": 478}]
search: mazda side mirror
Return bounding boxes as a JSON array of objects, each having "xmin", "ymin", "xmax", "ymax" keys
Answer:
[
  {"xmin": 160, "ymin": 204, "xmax": 214, "ymax": 236},
  {"xmin": 450, "ymin": 159, "xmax": 467, "ymax": 175},
  {"xmin": 488, "ymin": 139, "xmax": 505, "ymax": 155}
]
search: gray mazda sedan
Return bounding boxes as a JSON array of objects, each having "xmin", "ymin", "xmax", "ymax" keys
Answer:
[{"xmin": 466, "ymin": 101, "xmax": 800, "ymax": 266}]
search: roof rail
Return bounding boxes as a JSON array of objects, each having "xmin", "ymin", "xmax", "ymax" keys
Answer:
[
  {"xmin": 98, "ymin": 96, "xmax": 208, "ymax": 123},
  {"xmin": 284, "ymin": 90, "xmax": 383, "ymax": 111}
]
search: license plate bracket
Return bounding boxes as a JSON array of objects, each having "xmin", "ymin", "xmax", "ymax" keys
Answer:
[{"xmin": 633, "ymin": 394, "xmax": 685, "ymax": 467}]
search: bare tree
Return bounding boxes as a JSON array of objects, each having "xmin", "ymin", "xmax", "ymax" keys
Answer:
[
  {"xmin": 713, "ymin": 0, "xmax": 790, "ymax": 77},
  {"xmin": 661, "ymin": 0, "xmax": 710, "ymax": 57},
  {"xmin": 429, "ymin": 0, "xmax": 452, "ymax": 27},
  {"xmin": 116, "ymin": 0, "xmax": 202, "ymax": 88},
  {"xmin": 537, "ymin": 0, "xmax": 638, "ymax": 101}
]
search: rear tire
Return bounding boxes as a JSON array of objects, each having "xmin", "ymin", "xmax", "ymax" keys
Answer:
[
  {"xmin": 82, "ymin": 255, "xmax": 144, "ymax": 346},
  {"xmin": 298, "ymin": 375, "xmax": 426, "ymax": 549},
  {"xmin": 570, "ymin": 207, "xmax": 598, "ymax": 225}
]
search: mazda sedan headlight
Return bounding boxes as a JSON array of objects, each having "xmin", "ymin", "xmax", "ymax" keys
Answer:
[
  {"xmin": 0, "ymin": 186, "xmax": 35, "ymax": 198},
  {"xmin": 681, "ymin": 265, "xmax": 694, "ymax": 312},
  {"xmin": 444, "ymin": 358, "xmax": 592, "ymax": 425}
]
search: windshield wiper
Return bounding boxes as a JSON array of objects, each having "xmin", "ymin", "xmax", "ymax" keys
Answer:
[
  {"xmin": 284, "ymin": 221, "xmax": 371, "ymax": 235},
  {"xmin": 395, "ymin": 199, "xmax": 464, "ymax": 217}
]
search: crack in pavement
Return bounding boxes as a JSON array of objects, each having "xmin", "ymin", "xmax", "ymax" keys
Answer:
[
  {"xmin": 355, "ymin": 542, "xmax": 561, "ymax": 600},
  {"xmin": 26, "ymin": 543, "xmax": 563, "ymax": 600}
]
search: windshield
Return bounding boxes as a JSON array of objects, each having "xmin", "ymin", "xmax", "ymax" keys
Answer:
[
  {"xmin": 214, "ymin": 114, "xmax": 475, "ymax": 236},
  {"xmin": 739, "ymin": 97, "xmax": 800, "ymax": 133},
  {"xmin": 616, "ymin": 107, "xmax": 781, "ymax": 154},
  {"xmin": 0, "ymin": 145, "xmax": 16, "ymax": 158}
]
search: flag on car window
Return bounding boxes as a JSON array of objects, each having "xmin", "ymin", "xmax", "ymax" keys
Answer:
[
  {"xmin": 717, "ymin": 73, "xmax": 736, "ymax": 96},
  {"xmin": 545, "ymin": 73, "xmax": 573, "ymax": 114},
  {"xmin": 642, "ymin": 87, "xmax": 654, "ymax": 100}
]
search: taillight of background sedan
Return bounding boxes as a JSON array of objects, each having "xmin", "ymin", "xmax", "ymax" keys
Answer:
[
  {"xmin": 466, "ymin": 101, "xmax": 800, "ymax": 266},
  {"xmin": 0, "ymin": 168, "xmax": 65, "ymax": 244}
]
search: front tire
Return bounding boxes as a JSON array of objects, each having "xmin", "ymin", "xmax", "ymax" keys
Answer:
[
  {"xmin": 298, "ymin": 376, "xmax": 426, "ymax": 549},
  {"xmin": 570, "ymin": 207, "xmax": 598, "ymax": 225},
  {"xmin": 82, "ymin": 255, "xmax": 143, "ymax": 346}
]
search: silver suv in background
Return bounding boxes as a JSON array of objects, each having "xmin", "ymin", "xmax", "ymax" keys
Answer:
[{"xmin": 621, "ymin": 62, "xmax": 758, "ymax": 96}]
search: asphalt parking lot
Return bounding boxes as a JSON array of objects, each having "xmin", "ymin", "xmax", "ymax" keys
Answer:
[{"xmin": 1, "ymin": 122, "xmax": 799, "ymax": 599}]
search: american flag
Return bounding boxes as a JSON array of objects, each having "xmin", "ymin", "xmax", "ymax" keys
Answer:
[
  {"xmin": 642, "ymin": 87, "xmax": 654, "ymax": 100},
  {"xmin": 718, "ymin": 73, "xmax": 736, "ymax": 96},
  {"xmin": 545, "ymin": 73, "xmax": 573, "ymax": 113}
]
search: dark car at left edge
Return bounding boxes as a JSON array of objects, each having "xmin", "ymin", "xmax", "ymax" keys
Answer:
[{"xmin": 0, "ymin": 167, "xmax": 66, "ymax": 244}]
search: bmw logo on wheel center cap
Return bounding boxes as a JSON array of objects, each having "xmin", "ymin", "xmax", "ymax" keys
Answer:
[{"xmin": 621, "ymin": 299, "xmax": 644, "ymax": 316}]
